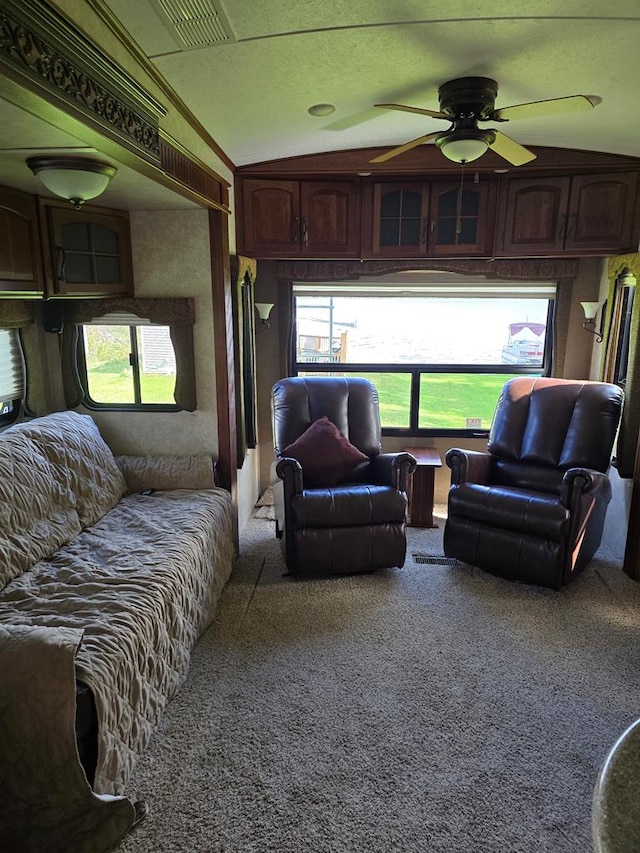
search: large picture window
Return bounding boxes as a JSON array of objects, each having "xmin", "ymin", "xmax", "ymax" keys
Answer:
[{"xmin": 293, "ymin": 288, "xmax": 554, "ymax": 436}]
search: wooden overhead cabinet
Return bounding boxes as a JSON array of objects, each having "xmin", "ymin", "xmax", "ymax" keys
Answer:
[
  {"xmin": 40, "ymin": 200, "xmax": 134, "ymax": 297},
  {"xmin": 496, "ymin": 172, "xmax": 640, "ymax": 256},
  {"xmin": 238, "ymin": 178, "xmax": 361, "ymax": 258},
  {"xmin": 0, "ymin": 187, "xmax": 44, "ymax": 296},
  {"xmin": 366, "ymin": 178, "xmax": 494, "ymax": 257}
]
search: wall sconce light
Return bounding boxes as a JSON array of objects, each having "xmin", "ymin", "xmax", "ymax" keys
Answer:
[
  {"xmin": 26, "ymin": 156, "xmax": 117, "ymax": 209},
  {"xmin": 255, "ymin": 302, "xmax": 274, "ymax": 328},
  {"xmin": 580, "ymin": 301, "xmax": 604, "ymax": 343}
]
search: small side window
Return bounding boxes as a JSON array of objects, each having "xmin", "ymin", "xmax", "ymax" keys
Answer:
[
  {"xmin": 0, "ymin": 328, "xmax": 25, "ymax": 426},
  {"xmin": 78, "ymin": 318, "xmax": 180, "ymax": 411}
]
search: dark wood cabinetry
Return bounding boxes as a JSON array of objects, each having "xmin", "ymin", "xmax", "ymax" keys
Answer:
[
  {"xmin": 496, "ymin": 172, "xmax": 639, "ymax": 256},
  {"xmin": 40, "ymin": 200, "xmax": 134, "ymax": 297},
  {"xmin": 564, "ymin": 173, "xmax": 639, "ymax": 253},
  {"xmin": 0, "ymin": 188, "xmax": 44, "ymax": 295},
  {"xmin": 237, "ymin": 149, "xmax": 640, "ymax": 261},
  {"xmin": 366, "ymin": 178, "xmax": 494, "ymax": 258},
  {"xmin": 239, "ymin": 178, "xmax": 361, "ymax": 258}
]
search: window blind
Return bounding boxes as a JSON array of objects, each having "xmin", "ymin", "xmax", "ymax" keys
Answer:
[
  {"xmin": 84, "ymin": 311, "xmax": 151, "ymax": 326},
  {"xmin": 0, "ymin": 328, "xmax": 25, "ymax": 401}
]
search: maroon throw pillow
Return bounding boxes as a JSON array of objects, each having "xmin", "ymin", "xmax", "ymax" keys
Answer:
[{"xmin": 281, "ymin": 415, "xmax": 368, "ymax": 487}]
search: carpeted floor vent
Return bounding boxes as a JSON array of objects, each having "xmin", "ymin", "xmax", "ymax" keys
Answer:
[{"xmin": 412, "ymin": 553, "xmax": 460, "ymax": 565}]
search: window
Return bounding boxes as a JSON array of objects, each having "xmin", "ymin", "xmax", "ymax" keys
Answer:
[
  {"xmin": 293, "ymin": 287, "xmax": 554, "ymax": 436},
  {"xmin": 78, "ymin": 313, "xmax": 180, "ymax": 410},
  {"xmin": 0, "ymin": 328, "xmax": 25, "ymax": 426}
]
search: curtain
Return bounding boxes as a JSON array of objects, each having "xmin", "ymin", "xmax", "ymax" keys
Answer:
[
  {"xmin": 607, "ymin": 253, "xmax": 640, "ymax": 477},
  {"xmin": 230, "ymin": 256, "xmax": 258, "ymax": 468},
  {"xmin": 60, "ymin": 297, "xmax": 197, "ymax": 411}
]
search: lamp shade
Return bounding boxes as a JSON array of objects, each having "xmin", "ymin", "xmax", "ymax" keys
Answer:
[
  {"xmin": 255, "ymin": 302, "xmax": 275, "ymax": 321},
  {"xmin": 580, "ymin": 301, "xmax": 600, "ymax": 321},
  {"xmin": 436, "ymin": 129, "xmax": 495, "ymax": 164},
  {"xmin": 26, "ymin": 157, "xmax": 117, "ymax": 208}
]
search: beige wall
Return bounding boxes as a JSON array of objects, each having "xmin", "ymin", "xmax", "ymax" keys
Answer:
[
  {"xmin": 562, "ymin": 257, "xmax": 605, "ymax": 379},
  {"xmin": 81, "ymin": 209, "xmax": 219, "ymax": 456}
]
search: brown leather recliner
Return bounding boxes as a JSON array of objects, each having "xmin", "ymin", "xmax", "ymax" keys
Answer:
[
  {"xmin": 444, "ymin": 377, "xmax": 624, "ymax": 589},
  {"xmin": 271, "ymin": 376, "xmax": 416, "ymax": 575}
]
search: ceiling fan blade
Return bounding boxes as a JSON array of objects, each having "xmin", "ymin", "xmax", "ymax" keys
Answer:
[
  {"xmin": 489, "ymin": 130, "xmax": 536, "ymax": 166},
  {"xmin": 493, "ymin": 94, "xmax": 597, "ymax": 122},
  {"xmin": 374, "ymin": 103, "xmax": 449, "ymax": 120},
  {"xmin": 489, "ymin": 130, "xmax": 537, "ymax": 166},
  {"xmin": 370, "ymin": 132, "xmax": 441, "ymax": 164}
]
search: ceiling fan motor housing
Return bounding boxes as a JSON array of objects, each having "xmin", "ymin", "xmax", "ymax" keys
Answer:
[{"xmin": 438, "ymin": 77, "xmax": 498, "ymax": 119}]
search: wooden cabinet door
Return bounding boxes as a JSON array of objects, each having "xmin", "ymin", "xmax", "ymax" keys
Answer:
[
  {"xmin": 240, "ymin": 179, "xmax": 300, "ymax": 256},
  {"xmin": 0, "ymin": 188, "xmax": 44, "ymax": 294},
  {"xmin": 301, "ymin": 181, "xmax": 361, "ymax": 256},
  {"xmin": 371, "ymin": 182, "xmax": 430, "ymax": 256},
  {"xmin": 428, "ymin": 179, "xmax": 494, "ymax": 255},
  {"xmin": 496, "ymin": 176, "xmax": 571, "ymax": 255},
  {"xmin": 565, "ymin": 173, "xmax": 639, "ymax": 253},
  {"xmin": 45, "ymin": 203, "xmax": 133, "ymax": 296}
]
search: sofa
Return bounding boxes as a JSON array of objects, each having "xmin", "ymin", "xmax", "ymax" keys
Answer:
[{"xmin": 0, "ymin": 410, "xmax": 236, "ymax": 853}]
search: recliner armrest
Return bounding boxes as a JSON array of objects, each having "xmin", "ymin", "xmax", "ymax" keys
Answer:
[
  {"xmin": 364, "ymin": 452, "xmax": 417, "ymax": 491},
  {"xmin": 446, "ymin": 448, "xmax": 492, "ymax": 485},
  {"xmin": 275, "ymin": 456, "xmax": 305, "ymax": 493},
  {"xmin": 560, "ymin": 467, "xmax": 610, "ymax": 508}
]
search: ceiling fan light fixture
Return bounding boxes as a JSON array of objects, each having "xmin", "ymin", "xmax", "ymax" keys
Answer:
[
  {"xmin": 436, "ymin": 128, "xmax": 495, "ymax": 164},
  {"xmin": 26, "ymin": 156, "xmax": 117, "ymax": 209}
]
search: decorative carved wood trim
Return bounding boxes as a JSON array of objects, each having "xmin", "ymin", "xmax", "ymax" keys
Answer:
[
  {"xmin": 0, "ymin": 0, "xmax": 164, "ymax": 162},
  {"xmin": 159, "ymin": 135, "xmax": 230, "ymax": 211},
  {"xmin": 276, "ymin": 257, "xmax": 579, "ymax": 283},
  {"xmin": 86, "ymin": 0, "xmax": 235, "ymax": 173}
]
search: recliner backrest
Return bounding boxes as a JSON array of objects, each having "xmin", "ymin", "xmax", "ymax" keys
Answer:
[
  {"xmin": 271, "ymin": 376, "xmax": 382, "ymax": 458},
  {"xmin": 488, "ymin": 377, "xmax": 624, "ymax": 473}
]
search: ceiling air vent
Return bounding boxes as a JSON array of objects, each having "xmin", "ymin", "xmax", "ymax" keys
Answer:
[{"xmin": 154, "ymin": 0, "xmax": 236, "ymax": 48}]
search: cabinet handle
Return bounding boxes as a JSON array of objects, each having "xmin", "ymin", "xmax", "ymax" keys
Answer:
[
  {"xmin": 291, "ymin": 217, "xmax": 300, "ymax": 244},
  {"xmin": 302, "ymin": 217, "xmax": 309, "ymax": 247},
  {"xmin": 566, "ymin": 213, "xmax": 577, "ymax": 241},
  {"xmin": 57, "ymin": 247, "xmax": 66, "ymax": 282},
  {"xmin": 421, "ymin": 218, "xmax": 430, "ymax": 241}
]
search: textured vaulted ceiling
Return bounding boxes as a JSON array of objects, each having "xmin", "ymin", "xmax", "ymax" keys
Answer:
[{"xmin": 101, "ymin": 0, "xmax": 640, "ymax": 167}]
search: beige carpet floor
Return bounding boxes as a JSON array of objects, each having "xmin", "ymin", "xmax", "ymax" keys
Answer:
[{"xmin": 115, "ymin": 509, "xmax": 640, "ymax": 853}]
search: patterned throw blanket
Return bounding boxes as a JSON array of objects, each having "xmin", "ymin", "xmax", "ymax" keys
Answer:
[{"xmin": 0, "ymin": 412, "xmax": 235, "ymax": 852}]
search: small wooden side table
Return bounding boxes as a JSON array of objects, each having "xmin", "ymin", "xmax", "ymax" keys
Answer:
[{"xmin": 404, "ymin": 447, "xmax": 443, "ymax": 528}]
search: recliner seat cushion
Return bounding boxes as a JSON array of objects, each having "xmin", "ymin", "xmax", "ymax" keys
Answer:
[
  {"xmin": 291, "ymin": 484, "xmax": 407, "ymax": 528},
  {"xmin": 448, "ymin": 483, "xmax": 569, "ymax": 542},
  {"xmin": 282, "ymin": 415, "xmax": 368, "ymax": 487}
]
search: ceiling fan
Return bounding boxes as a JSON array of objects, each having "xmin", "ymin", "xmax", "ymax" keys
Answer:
[{"xmin": 370, "ymin": 77, "xmax": 599, "ymax": 166}]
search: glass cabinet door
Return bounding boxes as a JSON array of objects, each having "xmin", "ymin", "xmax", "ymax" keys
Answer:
[
  {"xmin": 429, "ymin": 180, "xmax": 494, "ymax": 256},
  {"xmin": 372, "ymin": 183, "xmax": 430, "ymax": 255},
  {"xmin": 46, "ymin": 203, "xmax": 133, "ymax": 296}
]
